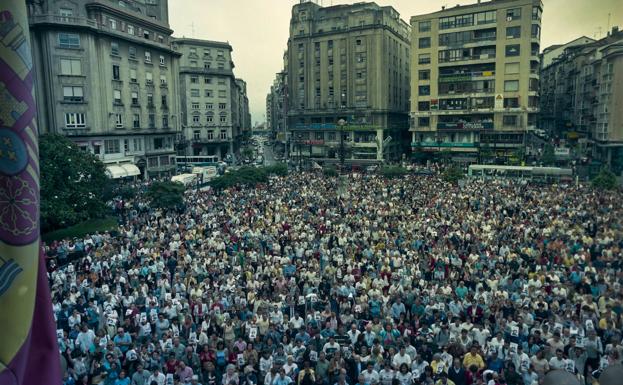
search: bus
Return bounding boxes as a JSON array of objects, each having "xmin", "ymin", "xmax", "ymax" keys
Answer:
[
  {"xmin": 175, "ymin": 155, "xmax": 220, "ymax": 172},
  {"xmin": 468, "ymin": 165, "xmax": 573, "ymax": 183}
]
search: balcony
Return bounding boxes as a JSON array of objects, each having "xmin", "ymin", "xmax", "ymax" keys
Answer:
[
  {"xmin": 439, "ymin": 53, "xmax": 496, "ymax": 65},
  {"xmin": 192, "ymin": 137, "xmax": 231, "ymax": 144},
  {"xmin": 439, "ymin": 70, "xmax": 495, "ymax": 83},
  {"xmin": 412, "ymin": 141, "xmax": 478, "ymax": 148},
  {"xmin": 179, "ymin": 66, "xmax": 234, "ymax": 76}
]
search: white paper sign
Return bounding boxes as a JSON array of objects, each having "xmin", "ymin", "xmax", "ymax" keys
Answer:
[
  {"xmin": 237, "ymin": 353, "xmax": 245, "ymax": 366},
  {"xmin": 298, "ymin": 296, "xmax": 305, "ymax": 305},
  {"xmin": 249, "ymin": 327, "xmax": 257, "ymax": 340},
  {"xmin": 510, "ymin": 343, "xmax": 518, "ymax": 354},
  {"xmin": 510, "ymin": 326, "xmax": 519, "ymax": 337},
  {"xmin": 565, "ymin": 360, "xmax": 575, "ymax": 373},
  {"xmin": 56, "ymin": 329, "xmax": 64, "ymax": 339},
  {"xmin": 309, "ymin": 351, "xmax": 318, "ymax": 362},
  {"xmin": 166, "ymin": 373, "xmax": 174, "ymax": 385}
]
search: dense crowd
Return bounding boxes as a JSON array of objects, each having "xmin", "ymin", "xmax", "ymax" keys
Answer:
[{"xmin": 46, "ymin": 171, "xmax": 623, "ymax": 385}]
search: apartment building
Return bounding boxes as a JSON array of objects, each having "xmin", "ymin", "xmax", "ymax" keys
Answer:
[
  {"xmin": 410, "ymin": 0, "xmax": 543, "ymax": 162},
  {"xmin": 174, "ymin": 38, "xmax": 249, "ymax": 161},
  {"xmin": 27, "ymin": 0, "xmax": 180, "ymax": 179},
  {"xmin": 540, "ymin": 28, "xmax": 623, "ymax": 172},
  {"xmin": 267, "ymin": 70, "xmax": 288, "ymax": 142},
  {"xmin": 234, "ymin": 78, "xmax": 252, "ymax": 139},
  {"xmin": 286, "ymin": 1, "xmax": 411, "ymax": 163}
]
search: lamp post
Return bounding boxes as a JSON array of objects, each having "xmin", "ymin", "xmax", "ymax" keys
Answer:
[{"xmin": 337, "ymin": 118, "xmax": 347, "ymax": 173}]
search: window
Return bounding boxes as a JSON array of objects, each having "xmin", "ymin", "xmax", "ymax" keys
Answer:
[
  {"xmin": 133, "ymin": 114, "xmax": 140, "ymax": 128},
  {"xmin": 162, "ymin": 116, "xmax": 168, "ymax": 128},
  {"xmin": 220, "ymin": 130, "xmax": 227, "ymax": 139},
  {"xmin": 220, "ymin": 115, "xmax": 227, "ymax": 123},
  {"xmin": 205, "ymin": 103, "xmax": 213, "ymax": 109},
  {"xmin": 124, "ymin": 139, "xmax": 129, "ymax": 152},
  {"xmin": 148, "ymin": 157, "xmax": 158, "ymax": 167},
  {"xmin": 160, "ymin": 75, "xmax": 167, "ymax": 85},
  {"xmin": 161, "ymin": 95, "xmax": 167, "ymax": 107},
  {"xmin": 356, "ymin": 39, "xmax": 362, "ymax": 46},
  {"xmin": 65, "ymin": 112, "xmax": 85, "ymax": 128},
  {"xmin": 418, "ymin": 101, "xmax": 430, "ymax": 111},
  {"xmin": 58, "ymin": 33, "xmax": 80, "ymax": 48},
  {"xmin": 190, "ymin": 47, "xmax": 197, "ymax": 55},
  {"xmin": 505, "ymin": 45, "xmax": 520, "ymax": 56},
  {"xmin": 104, "ymin": 139, "xmax": 120, "ymax": 154},
  {"xmin": 59, "ymin": 8, "xmax": 73, "ymax": 20},
  {"xmin": 146, "ymin": 72, "xmax": 153, "ymax": 84},
  {"xmin": 506, "ymin": 8, "xmax": 521, "ymax": 20},
  {"xmin": 127, "ymin": 25, "xmax": 135, "ymax": 35},
  {"xmin": 418, "ymin": 37, "xmax": 431, "ymax": 49},
  {"xmin": 503, "ymin": 115, "xmax": 518, "ymax": 126},
  {"xmin": 505, "ymin": 62, "xmax": 520, "ymax": 74},
  {"xmin": 143, "ymin": 30, "xmax": 150, "ymax": 40},
  {"xmin": 531, "ymin": 24, "xmax": 541, "ymax": 39},
  {"xmin": 219, "ymin": 103, "xmax": 226, "ymax": 109},
  {"xmin": 419, "ymin": 20, "xmax": 431, "ymax": 32},
  {"xmin": 190, "ymin": 76, "xmax": 198, "ymax": 84},
  {"xmin": 504, "ymin": 80, "xmax": 519, "ymax": 91},
  {"xmin": 149, "ymin": 114, "xmax": 156, "ymax": 128},
  {"xmin": 147, "ymin": 93, "xmax": 153, "ymax": 106},
  {"xmin": 109, "ymin": 18, "xmax": 117, "ymax": 29},
  {"xmin": 418, "ymin": 70, "xmax": 430, "ymax": 80},
  {"xmin": 418, "ymin": 85, "xmax": 430, "ymax": 96},
  {"xmin": 130, "ymin": 69, "xmax": 137, "ymax": 82},
  {"xmin": 131, "ymin": 91, "xmax": 139, "ymax": 105},
  {"xmin": 418, "ymin": 53, "xmax": 430, "ymax": 64},
  {"xmin": 111, "ymin": 42, "xmax": 119, "ymax": 56},
  {"xmin": 298, "ymin": 43, "xmax": 304, "ymax": 52},
  {"xmin": 113, "ymin": 89, "xmax": 122, "ymax": 104},
  {"xmin": 206, "ymin": 114, "xmax": 213, "ymax": 123},
  {"xmin": 145, "ymin": 51, "xmax": 151, "ymax": 62},
  {"xmin": 418, "ymin": 117, "xmax": 430, "ymax": 127},
  {"xmin": 205, "ymin": 89, "xmax": 213, "ymax": 97},
  {"xmin": 154, "ymin": 138, "xmax": 164, "ymax": 149},
  {"xmin": 112, "ymin": 65, "xmax": 120, "ymax": 80},
  {"xmin": 115, "ymin": 114, "xmax": 123, "ymax": 128},
  {"xmin": 190, "ymin": 89, "xmax": 200, "ymax": 97},
  {"xmin": 315, "ymin": 132, "xmax": 323, "ymax": 140},
  {"xmin": 476, "ymin": 11, "xmax": 496, "ymax": 25},
  {"xmin": 204, "ymin": 77, "xmax": 212, "ymax": 84},
  {"xmin": 133, "ymin": 138, "xmax": 142, "ymax": 152},
  {"xmin": 193, "ymin": 130, "xmax": 200, "ymax": 140},
  {"xmin": 191, "ymin": 102, "xmax": 200, "ymax": 110},
  {"xmin": 159, "ymin": 55, "xmax": 165, "ymax": 66},
  {"xmin": 190, "ymin": 60, "xmax": 198, "ymax": 67},
  {"xmin": 129, "ymin": 46, "xmax": 136, "ymax": 59},
  {"xmin": 218, "ymin": 90, "xmax": 226, "ymax": 98},
  {"xmin": 506, "ymin": 26, "xmax": 521, "ymax": 39},
  {"xmin": 328, "ymin": 40, "xmax": 333, "ymax": 49},
  {"xmin": 532, "ymin": 6, "xmax": 542, "ymax": 20},
  {"xmin": 504, "ymin": 97, "xmax": 519, "ymax": 108},
  {"xmin": 63, "ymin": 86, "xmax": 83, "ymax": 102},
  {"xmin": 60, "ymin": 58, "xmax": 81, "ymax": 75}
]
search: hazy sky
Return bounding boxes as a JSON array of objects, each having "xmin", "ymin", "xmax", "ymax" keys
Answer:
[{"xmin": 169, "ymin": 0, "xmax": 622, "ymax": 125}]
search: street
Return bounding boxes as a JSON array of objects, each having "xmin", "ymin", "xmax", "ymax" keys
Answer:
[{"xmin": 263, "ymin": 141, "xmax": 276, "ymax": 166}]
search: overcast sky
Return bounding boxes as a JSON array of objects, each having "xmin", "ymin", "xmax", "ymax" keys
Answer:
[{"xmin": 169, "ymin": 0, "xmax": 622, "ymax": 126}]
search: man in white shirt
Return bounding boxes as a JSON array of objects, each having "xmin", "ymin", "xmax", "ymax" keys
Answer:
[
  {"xmin": 548, "ymin": 349, "xmax": 567, "ymax": 370},
  {"xmin": 392, "ymin": 346, "xmax": 412, "ymax": 369},
  {"xmin": 347, "ymin": 323, "xmax": 361, "ymax": 345},
  {"xmin": 147, "ymin": 368, "xmax": 166, "ymax": 385},
  {"xmin": 362, "ymin": 363, "xmax": 380, "ymax": 385}
]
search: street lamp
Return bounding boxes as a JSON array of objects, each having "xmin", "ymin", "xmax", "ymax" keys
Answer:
[{"xmin": 337, "ymin": 118, "xmax": 347, "ymax": 173}]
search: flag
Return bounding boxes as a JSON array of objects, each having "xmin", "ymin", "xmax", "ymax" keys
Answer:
[{"xmin": 0, "ymin": 1, "xmax": 61, "ymax": 384}]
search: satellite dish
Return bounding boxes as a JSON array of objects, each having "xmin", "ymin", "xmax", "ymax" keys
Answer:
[
  {"xmin": 542, "ymin": 370, "xmax": 580, "ymax": 385},
  {"xmin": 600, "ymin": 364, "xmax": 623, "ymax": 385}
]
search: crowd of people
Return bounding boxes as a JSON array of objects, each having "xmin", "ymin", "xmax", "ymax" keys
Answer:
[{"xmin": 46, "ymin": 170, "xmax": 623, "ymax": 385}]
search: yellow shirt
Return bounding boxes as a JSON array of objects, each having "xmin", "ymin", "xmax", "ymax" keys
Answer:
[{"xmin": 462, "ymin": 353, "xmax": 485, "ymax": 370}]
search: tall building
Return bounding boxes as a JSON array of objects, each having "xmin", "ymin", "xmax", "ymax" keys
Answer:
[
  {"xmin": 234, "ymin": 78, "xmax": 252, "ymax": 138},
  {"xmin": 539, "ymin": 28, "xmax": 623, "ymax": 172},
  {"xmin": 286, "ymin": 1, "xmax": 410, "ymax": 163},
  {"xmin": 173, "ymin": 38, "xmax": 248, "ymax": 161},
  {"xmin": 267, "ymin": 70, "xmax": 288, "ymax": 143},
  {"xmin": 27, "ymin": 0, "xmax": 181, "ymax": 179},
  {"xmin": 410, "ymin": 0, "xmax": 543, "ymax": 162}
]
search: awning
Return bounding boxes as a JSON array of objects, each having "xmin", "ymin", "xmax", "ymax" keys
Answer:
[{"xmin": 105, "ymin": 164, "xmax": 141, "ymax": 179}]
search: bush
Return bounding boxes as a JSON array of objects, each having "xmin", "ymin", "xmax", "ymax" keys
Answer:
[
  {"xmin": 263, "ymin": 163, "xmax": 288, "ymax": 176},
  {"xmin": 379, "ymin": 166, "xmax": 408, "ymax": 179},
  {"xmin": 209, "ymin": 166, "xmax": 270, "ymax": 190},
  {"xmin": 591, "ymin": 168, "xmax": 618, "ymax": 190},
  {"xmin": 442, "ymin": 166, "xmax": 464, "ymax": 184},
  {"xmin": 40, "ymin": 134, "xmax": 109, "ymax": 232},
  {"xmin": 323, "ymin": 167, "xmax": 338, "ymax": 177},
  {"xmin": 146, "ymin": 181, "xmax": 186, "ymax": 209}
]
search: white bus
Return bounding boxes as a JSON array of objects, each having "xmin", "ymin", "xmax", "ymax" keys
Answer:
[{"xmin": 468, "ymin": 165, "xmax": 573, "ymax": 183}]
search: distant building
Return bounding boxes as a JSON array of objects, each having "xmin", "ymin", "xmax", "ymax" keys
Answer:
[
  {"xmin": 539, "ymin": 28, "xmax": 623, "ymax": 172},
  {"xmin": 286, "ymin": 1, "xmax": 411, "ymax": 163},
  {"xmin": 267, "ymin": 70, "xmax": 288, "ymax": 142},
  {"xmin": 410, "ymin": 0, "xmax": 543, "ymax": 162},
  {"xmin": 173, "ymin": 38, "xmax": 249, "ymax": 161},
  {"xmin": 27, "ymin": 0, "xmax": 180, "ymax": 179}
]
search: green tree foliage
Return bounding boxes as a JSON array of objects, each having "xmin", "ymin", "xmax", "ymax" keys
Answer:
[
  {"xmin": 379, "ymin": 166, "xmax": 408, "ymax": 179},
  {"xmin": 442, "ymin": 166, "xmax": 464, "ymax": 184},
  {"xmin": 541, "ymin": 144, "xmax": 556, "ymax": 166},
  {"xmin": 323, "ymin": 166, "xmax": 338, "ymax": 177},
  {"xmin": 40, "ymin": 134, "xmax": 109, "ymax": 232},
  {"xmin": 209, "ymin": 164, "xmax": 288, "ymax": 190},
  {"xmin": 591, "ymin": 168, "xmax": 618, "ymax": 190},
  {"xmin": 146, "ymin": 181, "xmax": 186, "ymax": 209},
  {"xmin": 241, "ymin": 147, "xmax": 254, "ymax": 160}
]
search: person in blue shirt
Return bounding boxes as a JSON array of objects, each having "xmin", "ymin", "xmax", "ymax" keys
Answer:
[
  {"xmin": 114, "ymin": 370, "xmax": 131, "ymax": 385},
  {"xmin": 113, "ymin": 328, "xmax": 132, "ymax": 354},
  {"xmin": 390, "ymin": 298, "xmax": 406, "ymax": 320},
  {"xmin": 273, "ymin": 368, "xmax": 293, "ymax": 385},
  {"xmin": 455, "ymin": 281, "xmax": 468, "ymax": 299}
]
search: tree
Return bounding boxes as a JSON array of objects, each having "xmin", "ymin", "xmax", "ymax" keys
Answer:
[
  {"xmin": 323, "ymin": 166, "xmax": 338, "ymax": 177},
  {"xmin": 591, "ymin": 168, "xmax": 618, "ymax": 190},
  {"xmin": 442, "ymin": 165, "xmax": 464, "ymax": 184},
  {"xmin": 40, "ymin": 134, "xmax": 109, "ymax": 232},
  {"xmin": 146, "ymin": 181, "xmax": 186, "ymax": 209},
  {"xmin": 541, "ymin": 144, "xmax": 556, "ymax": 166},
  {"xmin": 379, "ymin": 166, "xmax": 408, "ymax": 179},
  {"xmin": 479, "ymin": 143, "xmax": 493, "ymax": 163},
  {"xmin": 241, "ymin": 147, "xmax": 254, "ymax": 160}
]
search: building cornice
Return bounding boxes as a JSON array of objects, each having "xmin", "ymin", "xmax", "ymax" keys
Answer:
[{"xmin": 85, "ymin": 1, "xmax": 173, "ymax": 35}]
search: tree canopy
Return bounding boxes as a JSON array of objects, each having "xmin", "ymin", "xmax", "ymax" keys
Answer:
[
  {"xmin": 40, "ymin": 134, "xmax": 109, "ymax": 232},
  {"xmin": 591, "ymin": 168, "xmax": 618, "ymax": 190},
  {"xmin": 145, "ymin": 181, "xmax": 186, "ymax": 209}
]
